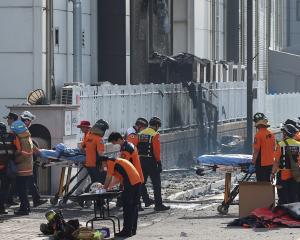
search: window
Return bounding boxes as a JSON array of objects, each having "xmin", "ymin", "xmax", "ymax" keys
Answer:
[
  {"xmin": 297, "ymin": 0, "xmax": 300, "ymax": 21},
  {"xmin": 55, "ymin": 28, "xmax": 59, "ymax": 46}
]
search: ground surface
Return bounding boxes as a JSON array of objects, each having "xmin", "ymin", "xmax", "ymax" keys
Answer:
[{"xmin": 1, "ymin": 169, "xmax": 300, "ymax": 240}]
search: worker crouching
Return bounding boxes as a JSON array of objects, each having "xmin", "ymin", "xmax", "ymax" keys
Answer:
[
  {"xmin": 272, "ymin": 124, "xmax": 300, "ymax": 205},
  {"xmin": 102, "ymin": 157, "xmax": 141, "ymax": 238}
]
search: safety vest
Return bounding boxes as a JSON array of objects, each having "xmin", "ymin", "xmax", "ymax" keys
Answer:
[
  {"xmin": 0, "ymin": 134, "xmax": 16, "ymax": 171},
  {"xmin": 278, "ymin": 138, "xmax": 300, "ymax": 170},
  {"xmin": 137, "ymin": 127, "xmax": 157, "ymax": 158}
]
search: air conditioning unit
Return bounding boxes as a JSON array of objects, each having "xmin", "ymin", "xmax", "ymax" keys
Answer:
[{"xmin": 61, "ymin": 85, "xmax": 81, "ymax": 105}]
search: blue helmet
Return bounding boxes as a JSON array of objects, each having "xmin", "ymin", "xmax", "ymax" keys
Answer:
[{"xmin": 11, "ymin": 120, "xmax": 27, "ymax": 134}]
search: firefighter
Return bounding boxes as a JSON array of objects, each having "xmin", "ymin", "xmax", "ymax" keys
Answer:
[
  {"xmin": 10, "ymin": 120, "xmax": 35, "ymax": 215},
  {"xmin": 108, "ymin": 132, "xmax": 144, "ymax": 210},
  {"xmin": 84, "ymin": 119, "xmax": 109, "ymax": 184},
  {"xmin": 3, "ymin": 112, "xmax": 18, "ymax": 206},
  {"xmin": 138, "ymin": 116, "xmax": 170, "ymax": 211},
  {"xmin": 20, "ymin": 111, "xmax": 47, "ymax": 207},
  {"xmin": 125, "ymin": 117, "xmax": 148, "ymax": 146},
  {"xmin": 0, "ymin": 122, "xmax": 16, "ymax": 214},
  {"xmin": 102, "ymin": 157, "xmax": 141, "ymax": 237},
  {"xmin": 272, "ymin": 124, "xmax": 300, "ymax": 204},
  {"xmin": 75, "ymin": 120, "xmax": 91, "ymax": 195},
  {"xmin": 252, "ymin": 112, "xmax": 276, "ymax": 182}
]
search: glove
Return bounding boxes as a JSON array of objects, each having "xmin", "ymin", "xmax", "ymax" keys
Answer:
[
  {"xmin": 248, "ymin": 164, "xmax": 255, "ymax": 174},
  {"xmin": 157, "ymin": 161, "xmax": 162, "ymax": 173}
]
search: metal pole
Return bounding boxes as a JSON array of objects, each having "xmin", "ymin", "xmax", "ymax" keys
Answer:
[
  {"xmin": 46, "ymin": 0, "xmax": 54, "ymax": 103},
  {"xmin": 246, "ymin": 0, "xmax": 253, "ymax": 154},
  {"xmin": 73, "ymin": 0, "xmax": 82, "ymax": 83}
]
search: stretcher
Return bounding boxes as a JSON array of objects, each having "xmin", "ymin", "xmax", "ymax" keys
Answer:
[
  {"xmin": 38, "ymin": 149, "xmax": 89, "ymax": 207},
  {"xmin": 196, "ymin": 154, "xmax": 255, "ymax": 214}
]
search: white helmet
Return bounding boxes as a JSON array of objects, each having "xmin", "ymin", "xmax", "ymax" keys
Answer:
[
  {"xmin": 20, "ymin": 111, "xmax": 36, "ymax": 121},
  {"xmin": 89, "ymin": 182, "xmax": 103, "ymax": 193}
]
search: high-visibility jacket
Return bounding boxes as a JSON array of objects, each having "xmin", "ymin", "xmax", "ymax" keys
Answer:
[
  {"xmin": 85, "ymin": 132, "xmax": 105, "ymax": 168},
  {"xmin": 253, "ymin": 128, "xmax": 276, "ymax": 166},
  {"xmin": 107, "ymin": 158, "xmax": 141, "ymax": 186},
  {"xmin": 13, "ymin": 130, "xmax": 34, "ymax": 176},
  {"xmin": 137, "ymin": 127, "xmax": 160, "ymax": 162},
  {"xmin": 275, "ymin": 138, "xmax": 300, "ymax": 180},
  {"xmin": 120, "ymin": 141, "xmax": 144, "ymax": 183}
]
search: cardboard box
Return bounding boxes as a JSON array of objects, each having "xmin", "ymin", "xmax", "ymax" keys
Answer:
[{"xmin": 239, "ymin": 181, "xmax": 275, "ymax": 218}]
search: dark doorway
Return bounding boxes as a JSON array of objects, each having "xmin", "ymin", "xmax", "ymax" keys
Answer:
[{"xmin": 98, "ymin": 0, "xmax": 126, "ymax": 84}]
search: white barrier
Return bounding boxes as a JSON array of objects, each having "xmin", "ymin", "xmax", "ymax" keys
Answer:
[{"xmin": 79, "ymin": 81, "xmax": 264, "ymax": 134}]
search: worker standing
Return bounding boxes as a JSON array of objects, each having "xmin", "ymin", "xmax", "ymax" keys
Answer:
[
  {"xmin": 0, "ymin": 122, "xmax": 16, "ymax": 214},
  {"xmin": 75, "ymin": 120, "xmax": 91, "ymax": 195},
  {"xmin": 20, "ymin": 111, "xmax": 47, "ymax": 207},
  {"xmin": 10, "ymin": 120, "xmax": 34, "ymax": 215},
  {"xmin": 125, "ymin": 117, "xmax": 148, "ymax": 146},
  {"xmin": 3, "ymin": 112, "xmax": 19, "ymax": 206},
  {"xmin": 103, "ymin": 157, "xmax": 141, "ymax": 237},
  {"xmin": 252, "ymin": 113, "xmax": 276, "ymax": 182},
  {"xmin": 84, "ymin": 119, "xmax": 109, "ymax": 184},
  {"xmin": 138, "ymin": 116, "xmax": 170, "ymax": 211},
  {"xmin": 272, "ymin": 124, "xmax": 300, "ymax": 204}
]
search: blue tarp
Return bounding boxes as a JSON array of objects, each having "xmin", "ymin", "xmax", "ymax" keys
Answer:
[{"xmin": 196, "ymin": 154, "xmax": 252, "ymax": 167}]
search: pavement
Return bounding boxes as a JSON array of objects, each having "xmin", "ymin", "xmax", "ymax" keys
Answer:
[
  {"xmin": 1, "ymin": 169, "xmax": 300, "ymax": 240},
  {"xmin": 1, "ymin": 197, "xmax": 300, "ymax": 240}
]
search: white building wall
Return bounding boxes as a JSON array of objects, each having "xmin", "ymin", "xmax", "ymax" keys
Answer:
[
  {"xmin": 0, "ymin": 0, "xmax": 43, "ymax": 116},
  {"xmin": 0, "ymin": 0, "xmax": 94, "ymax": 115}
]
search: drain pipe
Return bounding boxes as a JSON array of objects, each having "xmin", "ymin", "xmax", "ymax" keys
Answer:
[
  {"xmin": 72, "ymin": 0, "xmax": 82, "ymax": 83},
  {"xmin": 46, "ymin": 0, "xmax": 54, "ymax": 103}
]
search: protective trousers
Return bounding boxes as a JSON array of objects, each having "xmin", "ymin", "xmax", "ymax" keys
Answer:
[
  {"xmin": 255, "ymin": 165, "xmax": 272, "ymax": 182},
  {"xmin": 0, "ymin": 171, "xmax": 8, "ymax": 208},
  {"xmin": 277, "ymin": 177, "xmax": 298, "ymax": 205},
  {"xmin": 16, "ymin": 175, "xmax": 31, "ymax": 211},
  {"xmin": 140, "ymin": 157, "xmax": 162, "ymax": 207},
  {"xmin": 122, "ymin": 182, "xmax": 140, "ymax": 233}
]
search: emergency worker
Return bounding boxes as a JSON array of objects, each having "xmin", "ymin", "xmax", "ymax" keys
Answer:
[
  {"xmin": 3, "ymin": 112, "xmax": 18, "ymax": 206},
  {"xmin": 138, "ymin": 116, "xmax": 170, "ymax": 211},
  {"xmin": 103, "ymin": 157, "xmax": 141, "ymax": 237},
  {"xmin": 272, "ymin": 124, "xmax": 300, "ymax": 204},
  {"xmin": 252, "ymin": 113, "xmax": 276, "ymax": 182},
  {"xmin": 20, "ymin": 111, "xmax": 47, "ymax": 207},
  {"xmin": 11, "ymin": 120, "xmax": 35, "ymax": 215},
  {"xmin": 75, "ymin": 120, "xmax": 91, "ymax": 195},
  {"xmin": 84, "ymin": 119, "xmax": 109, "ymax": 184},
  {"xmin": 108, "ymin": 132, "xmax": 144, "ymax": 209},
  {"xmin": 0, "ymin": 122, "xmax": 16, "ymax": 214},
  {"xmin": 125, "ymin": 118, "xmax": 148, "ymax": 146}
]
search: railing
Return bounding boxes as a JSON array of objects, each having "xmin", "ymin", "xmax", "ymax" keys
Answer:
[
  {"xmin": 265, "ymin": 92, "xmax": 300, "ymax": 128},
  {"xmin": 79, "ymin": 81, "xmax": 264, "ymax": 134}
]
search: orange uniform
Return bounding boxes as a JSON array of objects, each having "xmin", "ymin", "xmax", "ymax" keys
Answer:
[
  {"xmin": 120, "ymin": 141, "xmax": 144, "ymax": 183},
  {"xmin": 253, "ymin": 128, "xmax": 275, "ymax": 166},
  {"xmin": 107, "ymin": 158, "xmax": 141, "ymax": 186},
  {"xmin": 84, "ymin": 132, "xmax": 105, "ymax": 168}
]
